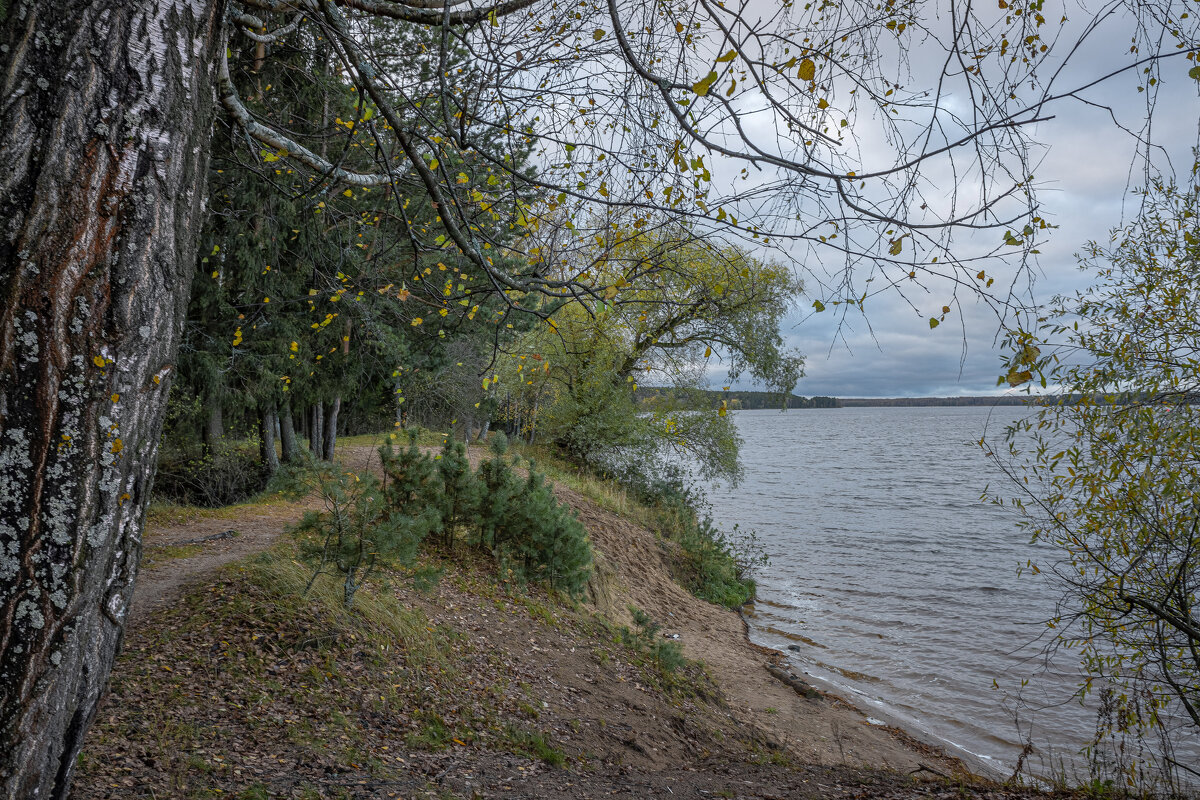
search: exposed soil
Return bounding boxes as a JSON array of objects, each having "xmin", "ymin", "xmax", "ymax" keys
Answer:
[{"xmin": 74, "ymin": 444, "xmax": 1062, "ymax": 799}]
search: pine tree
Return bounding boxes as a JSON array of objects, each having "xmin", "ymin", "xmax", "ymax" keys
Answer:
[
  {"xmin": 434, "ymin": 438, "xmax": 483, "ymax": 546},
  {"xmin": 477, "ymin": 433, "xmax": 521, "ymax": 549},
  {"xmin": 292, "ymin": 466, "xmax": 438, "ymax": 608},
  {"xmin": 380, "ymin": 434, "xmax": 442, "ymax": 537},
  {"xmin": 496, "ymin": 460, "xmax": 592, "ymax": 596}
]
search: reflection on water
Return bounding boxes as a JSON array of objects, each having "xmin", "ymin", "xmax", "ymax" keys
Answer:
[{"xmin": 701, "ymin": 406, "xmax": 1094, "ymax": 775}]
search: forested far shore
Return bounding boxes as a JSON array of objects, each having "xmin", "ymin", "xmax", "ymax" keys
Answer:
[
  {"xmin": 636, "ymin": 389, "xmax": 1031, "ymax": 409},
  {"xmin": 838, "ymin": 396, "xmax": 1033, "ymax": 407},
  {"xmin": 637, "ymin": 390, "xmax": 1200, "ymax": 410},
  {"xmin": 635, "ymin": 388, "xmax": 840, "ymax": 409}
]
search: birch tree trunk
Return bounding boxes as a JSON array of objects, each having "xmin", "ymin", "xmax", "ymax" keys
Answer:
[{"xmin": 0, "ymin": 2, "xmax": 223, "ymax": 797}]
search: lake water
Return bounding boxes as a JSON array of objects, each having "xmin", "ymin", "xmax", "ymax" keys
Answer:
[{"xmin": 701, "ymin": 406, "xmax": 1097, "ymax": 777}]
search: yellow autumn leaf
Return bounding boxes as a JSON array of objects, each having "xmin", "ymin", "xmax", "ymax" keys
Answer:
[
  {"xmin": 715, "ymin": 49, "xmax": 737, "ymax": 62},
  {"xmin": 797, "ymin": 58, "xmax": 816, "ymax": 81},
  {"xmin": 691, "ymin": 71, "xmax": 718, "ymax": 96},
  {"xmin": 411, "ymin": 317, "xmax": 423, "ymax": 326}
]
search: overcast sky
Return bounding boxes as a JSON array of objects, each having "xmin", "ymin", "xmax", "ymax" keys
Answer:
[{"xmin": 707, "ymin": 13, "xmax": 1199, "ymax": 398}]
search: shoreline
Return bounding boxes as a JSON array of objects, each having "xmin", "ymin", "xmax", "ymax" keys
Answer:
[{"xmin": 736, "ymin": 602, "xmax": 1001, "ymax": 782}]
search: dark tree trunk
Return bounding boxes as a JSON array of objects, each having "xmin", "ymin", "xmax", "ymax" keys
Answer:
[
  {"xmin": 278, "ymin": 397, "xmax": 299, "ymax": 463},
  {"xmin": 259, "ymin": 406, "xmax": 279, "ymax": 474},
  {"xmin": 203, "ymin": 398, "xmax": 223, "ymax": 452},
  {"xmin": 310, "ymin": 403, "xmax": 324, "ymax": 458},
  {"xmin": 0, "ymin": 2, "xmax": 223, "ymax": 797},
  {"xmin": 322, "ymin": 397, "xmax": 340, "ymax": 461}
]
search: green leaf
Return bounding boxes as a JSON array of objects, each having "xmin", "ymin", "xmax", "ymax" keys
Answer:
[
  {"xmin": 1189, "ymin": 65, "xmax": 1200, "ymax": 81},
  {"xmin": 812, "ymin": 299, "xmax": 825, "ymax": 312},
  {"xmin": 929, "ymin": 317, "xmax": 940, "ymax": 329}
]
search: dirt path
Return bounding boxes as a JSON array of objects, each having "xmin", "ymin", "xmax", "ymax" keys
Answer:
[{"xmin": 130, "ymin": 446, "xmax": 381, "ymax": 623}]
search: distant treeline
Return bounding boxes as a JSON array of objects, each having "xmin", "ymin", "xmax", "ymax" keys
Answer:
[
  {"xmin": 839, "ymin": 395, "xmax": 1034, "ymax": 407},
  {"xmin": 839, "ymin": 393, "xmax": 1198, "ymax": 407},
  {"xmin": 634, "ymin": 388, "xmax": 840, "ymax": 410},
  {"xmin": 633, "ymin": 390, "xmax": 1192, "ymax": 410}
]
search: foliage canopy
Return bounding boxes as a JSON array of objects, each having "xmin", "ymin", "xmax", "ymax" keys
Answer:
[{"xmin": 990, "ymin": 176, "xmax": 1200, "ymax": 791}]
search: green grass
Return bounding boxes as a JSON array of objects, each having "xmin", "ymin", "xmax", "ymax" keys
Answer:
[
  {"xmin": 140, "ymin": 541, "xmax": 205, "ymax": 568},
  {"xmin": 339, "ymin": 425, "xmax": 460, "ymax": 450},
  {"xmin": 502, "ymin": 724, "xmax": 566, "ymax": 767},
  {"xmin": 242, "ymin": 549, "xmax": 448, "ymax": 671},
  {"xmin": 144, "ymin": 489, "xmax": 297, "ymax": 530}
]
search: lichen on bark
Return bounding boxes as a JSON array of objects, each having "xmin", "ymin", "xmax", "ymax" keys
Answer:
[{"xmin": 0, "ymin": 2, "xmax": 223, "ymax": 797}]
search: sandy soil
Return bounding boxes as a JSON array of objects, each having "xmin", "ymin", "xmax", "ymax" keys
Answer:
[{"xmin": 554, "ymin": 481, "xmax": 966, "ymax": 776}]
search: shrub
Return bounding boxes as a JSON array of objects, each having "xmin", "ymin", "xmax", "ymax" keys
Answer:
[
  {"xmin": 674, "ymin": 516, "xmax": 759, "ymax": 609},
  {"xmin": 625, "ymin": 606, "xmax": 687, "ymax": 675},
  {"xmin": 154, "ymin": 445, "xmax": 270, "ymax": 507},
  {"xmin": 477, "ymin": 435, "xmax": 522, "ymax": 549},
  {"xmin": 645, "ymin": 479, "xmax": 763, "ymax": 610},
  {"xmin": 379, "ymin": 434, "xmax": 441, "ymax": 519}
]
